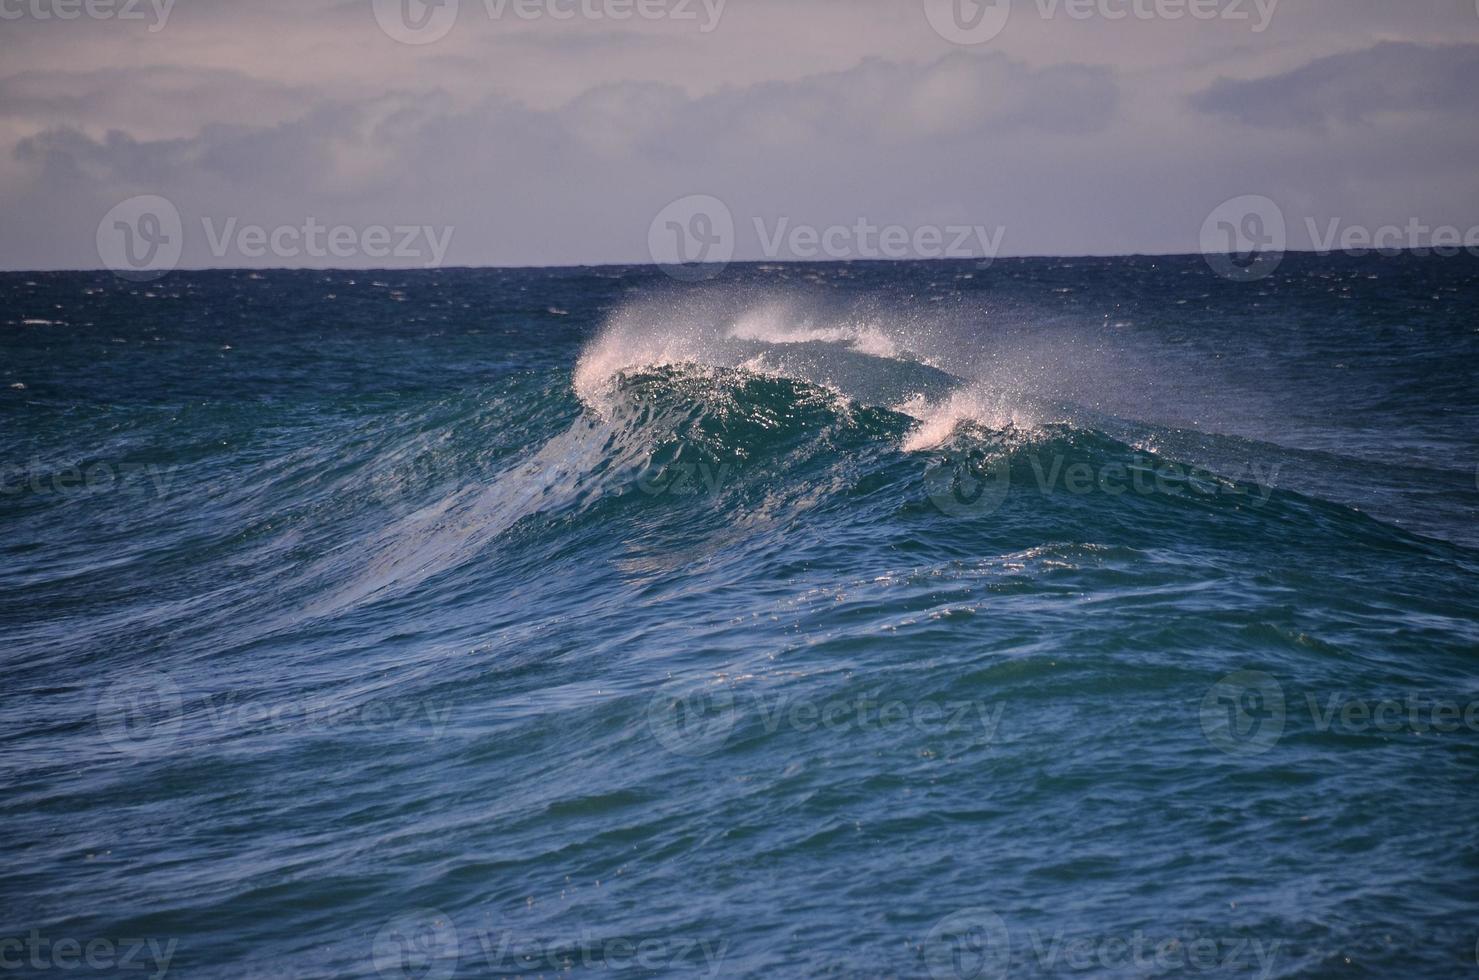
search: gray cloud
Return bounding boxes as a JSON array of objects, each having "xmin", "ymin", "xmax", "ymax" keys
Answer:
[
  {"xmin": 5, "ymin": 51, "xmax": 1126, "ymax": 267},
  {"xmin": 0, "ymin": 67, "xmax": 309, "ymax": 131},
  {"xmin": 1193, "ymin": 41, "xmax": 1479, "ymax": 128},
  {"xmin": 3, "ymin": 3, "xmax": 1479, "ymax": 269}
]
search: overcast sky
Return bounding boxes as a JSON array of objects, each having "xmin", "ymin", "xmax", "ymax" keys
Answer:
[{"xmin": 3, "ymin": 0, "xmax": 1479, "ymax": 270}]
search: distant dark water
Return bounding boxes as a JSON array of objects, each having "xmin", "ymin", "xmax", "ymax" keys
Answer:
[{"xmin": 2, "ymin": 255, "xmax": 1478, "ymax": 978}]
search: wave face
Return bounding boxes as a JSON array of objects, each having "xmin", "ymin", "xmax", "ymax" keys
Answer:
[{"xmin": 3, "ymin": 255, "xmax": 1479, "ymax": 977}]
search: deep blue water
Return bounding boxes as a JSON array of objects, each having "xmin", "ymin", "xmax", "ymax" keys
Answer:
[{"xmin": 2, "ymin": 254, "xmax": 1478, "ymax": 978}]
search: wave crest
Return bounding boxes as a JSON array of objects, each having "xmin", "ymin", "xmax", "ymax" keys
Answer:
[{"xmin": 574, "ymin": 294, "xmax": 1034, "ymax": 450}]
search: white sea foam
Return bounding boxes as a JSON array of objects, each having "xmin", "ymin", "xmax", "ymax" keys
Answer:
[
  {"xmin": 726, "ymin": 304, "xmax": 901, "ymax": 360},
  {"xmin": 895, "ymin": 386, "xmax": 1038, "ymax": 452},
  {"xmin": 575, "ymin": 292, "xmax": 1043, "ymax": 448}
]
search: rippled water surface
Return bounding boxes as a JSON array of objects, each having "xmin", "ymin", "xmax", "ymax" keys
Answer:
[{"xmin": 3, "ymin": 255, "xmax": 1478, "ymax": 977}]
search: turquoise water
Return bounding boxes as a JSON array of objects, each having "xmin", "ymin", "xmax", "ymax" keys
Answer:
[{"xmin": 2, "ymin": 255, "xmax": 1478, "ymax": 977}]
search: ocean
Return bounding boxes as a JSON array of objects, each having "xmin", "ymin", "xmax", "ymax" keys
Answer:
[{"xmin": 3, "ymin": 253, "xmax": 1478, "ymax": 977}]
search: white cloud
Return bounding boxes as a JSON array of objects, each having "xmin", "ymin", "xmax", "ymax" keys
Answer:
[{"xmin": 3, "ymin": 1, "xmax": 1479, "ymax": 268}]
